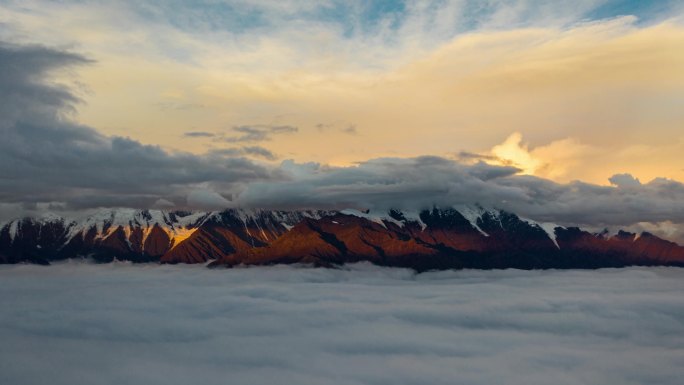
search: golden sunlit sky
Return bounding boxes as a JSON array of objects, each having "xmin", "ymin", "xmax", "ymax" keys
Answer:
[{"xmin": 2, "ymin": 0, "xmax": 683, "ymax": 185}]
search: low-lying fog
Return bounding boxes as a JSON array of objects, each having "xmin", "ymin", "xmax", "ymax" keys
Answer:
[{"xmin": 1, "ymin": 262, "xmax": 683, "ymax": 385}]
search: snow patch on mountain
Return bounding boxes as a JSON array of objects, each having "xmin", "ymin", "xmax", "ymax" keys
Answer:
[
  {"xmin": 340, "ymin": 209, "xmax": 392, "ymax": 228},
  {"xmin": 340, "ymin": 209, "xmax": 430, "ymax": 230},
  {"xmin": 453, "ymin": 205, "xmax": 491, "ymax": 236},
  {"xmin": 538, "ymin": 222, "xmax": 561, "ymax": 249},
  {"xmin": 399, "ymin": 210, "xmax": 428, "ymax": 230},
  {"xmin": 517, "ymin": 216, "xmax": 562, "ymax": 249},
  {"xmin": 8, "ymin": 220, "xmax": 19, "ymax": 242}
]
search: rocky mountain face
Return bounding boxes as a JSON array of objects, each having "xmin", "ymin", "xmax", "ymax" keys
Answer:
[{"xmin": 1, "ymin": 207, "xmax": 683, "ymax": 270}]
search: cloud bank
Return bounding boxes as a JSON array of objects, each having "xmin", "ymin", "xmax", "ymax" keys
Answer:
[
  {"xmin": 235, "ymin": 157, "xmax": 684, "ymax": 229},
  {"xmin": 0, "ymin": 263, "xmax": 682, "ymax": 385},
  {"xmin": 1, "ymin": 39, "xmax": 684, "ymax": 238},
  {"xmin": 0, "ymin": 42, "xmax": 278, "ymax": 213}
]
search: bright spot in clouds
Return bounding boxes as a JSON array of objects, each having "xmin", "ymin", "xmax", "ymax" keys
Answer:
[
  {"xmin": 490, "ymin": 132, "xmax": 542, "ymax": 175},
  {"xmin": 488, "ymin": 132, "xmax": 596, "ymax": 181}
]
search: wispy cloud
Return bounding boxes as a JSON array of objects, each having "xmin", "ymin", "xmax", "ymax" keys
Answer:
[
  {"xmin": 184, "ymin": 131, "xmax": 216, "ymax": 138},
  {"xmin": 317, "ymin": 122, "xmax": 359, "ymax": 136},
  {"xmin": 210, "ymin": 145, "xmax": 278, "ymax": 161},
  {"xmin": 223, "ymin": 125, "xmax": 299, "ymax": 143},
  {"xmin": 341, "ymin": 125, "xmax": 358, "ymax": 135}
]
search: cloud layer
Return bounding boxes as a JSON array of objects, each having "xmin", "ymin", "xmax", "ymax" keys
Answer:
[
  {"xmin": 0, "ymin": 42, "xmax": 278, "ymax": 212},
  {"xmin": 3, "ymin": 1, "xmax": 682, "ymax": 181},
  {"xmin": 1, "ymin": 37, "xmax": 684, "ymax": 236},
  {"xmin": 0, "ymin": 263, "xmax": 682, "ymax": 385},
  {"xmin": 234, "ymin": 156, "xmax": 684, "ymax": 230}
]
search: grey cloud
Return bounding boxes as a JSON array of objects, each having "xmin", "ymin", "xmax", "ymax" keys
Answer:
[
  {"xmin": 0, "ymin": 263, "xmax": 682, "ymax": 385},
  {"xmin": 184, "ymin": 131, "xmax": 216, "ymax": 137},
  {"xmin": 152, "ymin": 198, "xmax": 175, "ymax": 208},
  {"xmin": 210, "ymin": 146, "xmax": 277, "ymax": 161},
  {"xmin": 224, "ymin": 125, "xmax": 298, "ymax": 143},
  {"xmin": 466, "ymin": 161, "xmax": 520, "ymax": 180},
  {"xmin": 609, "ymin": 173, "xmax": 642, "ymax": 188},
  {"xmin": 0, "ymin": 42, "xmax": 277, "ymax": 212},
  {"xmin": 186, "ymin": 188, "xmax": 232, "ymax": 209},
  {"xmin": 457, "ymin": 151, "xmax": 500, "ymax": 162},
  {"xmin": 341, "ymin": 124, "xmax": 357, "ymax": 135},
  {"xmin": 243, "ymin": 146, "xmax": 277, "ymax": 160},
  {"xmin": 233, "ymin": 156, "xmax": 684, "ymax": 230},
  {"xmin": 234, "ymin": 157, "xmax": 523, "ymax": 211},
  {"xmin": 316, "ymin": 122, "xmax": 359, "ymax": 135}
]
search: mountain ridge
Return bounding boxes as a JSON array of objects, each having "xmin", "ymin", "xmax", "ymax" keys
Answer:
[{"xmin": 1, "ymin": 207, "xmax": 683, "ymax": 270}]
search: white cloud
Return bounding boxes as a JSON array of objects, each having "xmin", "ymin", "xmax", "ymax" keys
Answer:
[
  {"xmin": 487, "ymin": 132, "xmax": 595, "ymax": 180},
  {"xmin": 0, "ymin": 263, "xmax": 682, "ymax": 385},
  {"xmin": 151, "ymin": 198, "xmax": 175, "ymax": 209},
  {"xmin": 186, "ymin": 188, "xmax": 233, "ymax": 210},
  {"xmin": 609, "ymin": 173, "xmax": 642, "ymax": 188}
]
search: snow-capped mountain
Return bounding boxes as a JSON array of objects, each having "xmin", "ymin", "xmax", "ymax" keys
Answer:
[{"xmin": 1, "ymin": 207, "xmax": 683, "ymax": 270}]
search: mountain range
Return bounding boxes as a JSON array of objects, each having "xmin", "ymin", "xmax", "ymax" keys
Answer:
[{"xmin": 2, "ymin": 207, "xmax": 683, "ymax": 270}]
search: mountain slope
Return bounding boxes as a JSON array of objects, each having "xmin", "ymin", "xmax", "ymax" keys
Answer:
[{"xmin": 1, "ymin": 207, "xmax": 683, "ymax": 270}]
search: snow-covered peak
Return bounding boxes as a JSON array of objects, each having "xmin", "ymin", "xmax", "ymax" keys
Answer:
[
  {"xmin": 62, "ymin": 208, "xmax": 210, "ymax": 241},
  {"xmin": 7, "ymin": 220, "xmax": 19, "ymax": 242},
  {"xmin": 452, "ymin": 204, "xmax": 494, "ymax": 236},
  {"xmin": 340, "ymin": 209, "xmax": 394, "ymax": 229},
  {"xmin": 595, "ymin": 229, "xmax": 641, "ymax": 242},
  {"xmin": 338, "ymin": 209, "xmax": 430, "ymax": 230},
  {"xmin": 518, "ymin": 217, "xmax": 563, "ymax": 249},
  {"xmin": 207, "ymin": 208, "xmax": 332, "ymax": 226},
  {"xmin": 1, "ymin": 214, "xmax": 71, "ymax": 242}
]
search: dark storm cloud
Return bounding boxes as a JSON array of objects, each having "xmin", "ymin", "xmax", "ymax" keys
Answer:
[
  {"xmin": 0, "ymin": 42, "xmax": 277, "ymax": 211},
  {"xmin": 224, "ymin": 124, "xmax": 298, "ymax": 143}
]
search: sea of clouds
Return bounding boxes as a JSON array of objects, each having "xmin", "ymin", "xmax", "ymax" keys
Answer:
[{"xmin": 0, "ymin": 262, "xmax": 683, "ymax": 385}]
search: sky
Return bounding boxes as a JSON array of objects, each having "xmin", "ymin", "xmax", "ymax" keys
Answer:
[
  {"xmin": 1, "ymin": 263, "xmax": 683, "ymax": 385},
  {"xmin": 1, "ymin": 0, "xmax": 684, "ymax": 231}
]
